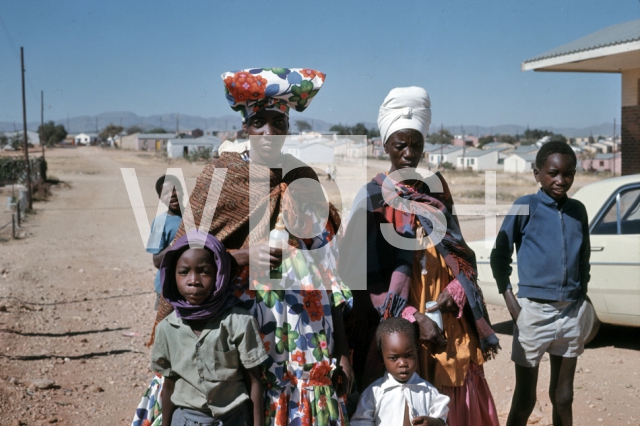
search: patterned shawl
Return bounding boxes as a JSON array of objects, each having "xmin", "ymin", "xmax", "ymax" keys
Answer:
[
  {"xmin": 149, "ymin": 152, "xmax": 341, "ymax": 344},
  {"xmin": 340, "ymin": 172, "xmax": 499, "ymax": 359}
]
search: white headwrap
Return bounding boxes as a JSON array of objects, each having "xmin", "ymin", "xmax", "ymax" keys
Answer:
[{"xmin": 377, "ymin": 86, "xmax": 431, "ymax": 144}]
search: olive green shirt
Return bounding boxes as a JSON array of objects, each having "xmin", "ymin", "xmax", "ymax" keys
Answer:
[{"xmin": 150, "ymin": 306, "xmax": 268, "ymax": 416}]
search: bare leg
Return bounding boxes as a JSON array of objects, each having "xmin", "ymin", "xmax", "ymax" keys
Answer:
[
  {"xmin": 549, "ymin": 355, "xmax": 577, "ymax": 426},
  {"xmin": 506, "ymin": 363, "xmax": 539, "ymax": 426}
]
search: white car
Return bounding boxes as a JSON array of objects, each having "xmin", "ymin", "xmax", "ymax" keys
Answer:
[{"xmin": 469, "ymin": 174, "xmax": 640, "ymax": 343}]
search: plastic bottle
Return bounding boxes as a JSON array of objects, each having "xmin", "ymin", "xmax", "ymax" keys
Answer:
[
  {"xmin": 269, "ymin": 213, "xmax": 288, "ymax": 279},
  {"xmin": 425, "ymin": 301, "xmax": 443, "ymax": 331}
]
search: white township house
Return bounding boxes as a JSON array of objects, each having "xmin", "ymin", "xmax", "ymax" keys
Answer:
[
  {"xmin": 167, "ymin": 136, "xmax": 223, "ymax": 158},
  {"xmin": 282, "ymin": 142, "xmax": 334, "ymax": 164},
  {"xmin": 120, "ymin": 133, "xmax": 176, "ymax": 151},
  {"xmin": 522, "ymin": 19, "xmax": 640, "ymax": 176},
  {"xmin": 3, "ymin": 130, "xmax": 41, "ymax": 146},
  {"xmin": 74, "ymin": 133, "xmax": 98, "ymax": 145},
  {"xmin": 456, "ymin": 148, "xmax": 509, "ymax": 171},
  {"xmin": 428, "ymin": 146, "xmax": 467, "ymax": 167},
  {"xmin": 504, "ymin": 152, "xmax": 537, "ymax": 173}
]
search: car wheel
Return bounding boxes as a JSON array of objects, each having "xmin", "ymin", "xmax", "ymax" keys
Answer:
[{"xmin": 583, "ymin": 298, "xmax": 601, "ymax": 345}]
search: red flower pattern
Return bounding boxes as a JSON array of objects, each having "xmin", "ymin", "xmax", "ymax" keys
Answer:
[
  {"xmin": 307, "ymin": 360, "xmax": 332, "ymax": 386},
  {"xmin": 318, "ymin": 394, "xmax": 327, "ymax": 410},
  {"xmin": 224, "ymin": 72, "xmax": 268, "ymax": 104},
  {"xmin": 283, "ymin": 370, "xmax": 298, "ymax": 386},
  {"xmin": 302, "ymin": 291, "xmax": 324, "ymax": 322},
  {"xmin": 291, "ymin": 350, "xmax": 306, "ymax": 364},
  {"xmin": 260, "ymin": 332, "xmax": 271, "ymax": 353},
  {"xmin": 275, "ymin": 393, "xmax": 289, "ymax": 426},
  {"xmin": 300, "ymin": 68, "xmax": 326, "ymax": 82}
]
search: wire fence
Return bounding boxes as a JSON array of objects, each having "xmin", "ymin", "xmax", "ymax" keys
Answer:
[{"xmin": 0, "ymin": 212, "xmax": 16, "ymax": 240}]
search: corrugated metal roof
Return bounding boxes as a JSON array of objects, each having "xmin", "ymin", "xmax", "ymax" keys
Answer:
[
  {"xmin": 168, "ymin": 138, "xmax": 220, "ymax": 146},
  {"xmin": 512, "ymin": 145, "xmax": 538, "ymax": 153},
  {"xmin": 462, "ymin": 148, "xmax": 502, "ymax": 158},
  {"xmin": 509, "ymin": 152, "xmax": 537, "ymax": 161},
  {"xmin": 138, "ymin": 133, "xmax": 176, "ymax": 139},
  {"xmin": 593, "ymin": 152, "xmax": 620, "ymax": 160},
  {"xmin": 524, "ymin": 19, "xmax": 640, "ymax": 63},
  {"xmin": 429, "ymin": 146, "xmax": 463, "ymax": 154}
]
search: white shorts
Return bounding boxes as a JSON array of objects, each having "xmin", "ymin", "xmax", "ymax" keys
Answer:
[{"xmin": 512, "ymin": 297, "xmax": 587, "ymax": 368}]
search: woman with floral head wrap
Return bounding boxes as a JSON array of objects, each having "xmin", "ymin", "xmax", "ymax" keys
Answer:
[
  {"xmin": 134, "ymin": 68, "xmax": 354, "ymax": 426},
  {"xmin": 340, "ymin": 87, "xmax": 500, "ymax": 426}
]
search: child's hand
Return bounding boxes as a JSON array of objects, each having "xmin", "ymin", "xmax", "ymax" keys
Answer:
[{"xmin": 503, "ymin": 290, "xmax": 521, "ymax": 323}]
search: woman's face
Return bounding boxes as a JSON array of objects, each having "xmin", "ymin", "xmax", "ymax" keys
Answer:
[
  {"xmin": 244, "ymin": 110, "xmax": 289, "ymax": 165},
  {"xmin": 384, "ymin": 129, "xmax": 424, "ymax": 172},
  {"xmin": 175, "ymin": 248, "xmax": 217, "ymax": 306}
]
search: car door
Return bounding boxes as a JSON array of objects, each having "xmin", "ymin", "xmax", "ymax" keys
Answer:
[{"xmin": 589, "ymin": 184, "xmax": 640, "ymax": 326}]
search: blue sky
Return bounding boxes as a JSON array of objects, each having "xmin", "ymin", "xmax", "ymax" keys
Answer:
[{"xmin": 0, "ymin": 0, "xmax": 637, "ymax": 129}]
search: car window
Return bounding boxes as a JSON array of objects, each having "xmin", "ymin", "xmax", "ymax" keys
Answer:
[{"xmin": 592, "ymin": 187, "xmax": 640, "ymax": 235}]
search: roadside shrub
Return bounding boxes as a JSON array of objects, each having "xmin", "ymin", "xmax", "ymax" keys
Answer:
[{"xmin": 0, "ymin": 157, "xmax": 46, "ymax": 185}]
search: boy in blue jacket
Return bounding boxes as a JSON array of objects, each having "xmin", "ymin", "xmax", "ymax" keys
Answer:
[{"xmin": 490, "ymin": 141, "xmax": 590, "ymax": 426}]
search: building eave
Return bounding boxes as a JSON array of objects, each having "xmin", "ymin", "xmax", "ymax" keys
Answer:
[{"xmin": 522, "ymin": 40, "xmax": 640, "ymax": 73}]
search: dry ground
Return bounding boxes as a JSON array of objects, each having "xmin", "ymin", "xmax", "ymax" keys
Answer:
[{"xmin": 0, "ymin": 148, "xmax": 638, "ymax": 425}]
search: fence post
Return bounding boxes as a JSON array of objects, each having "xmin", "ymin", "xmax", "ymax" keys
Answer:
[
  {"xmin": 16, "ymin": 200, "xmax": 20, "ymax": 227},
  {"xmin": 12, "ymin": 214, "xmax": 16, "ymax": 239}
]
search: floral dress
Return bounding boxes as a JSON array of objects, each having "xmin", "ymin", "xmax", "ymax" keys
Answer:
[{"xmin": 232, "ymin": 206, "xmax": 352, "ymax": 426}]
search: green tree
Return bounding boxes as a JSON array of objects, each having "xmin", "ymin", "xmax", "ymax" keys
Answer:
[
  {"xmin": 549, "ymin": 134, "xmax": 567, "ymax": 143},
  {"xmin": 427, "ymin": 129, "xmax": 453, "ymax": 145},
  {"xmin": 496, "ymin": 134, "xmax": 516, "ymax": 144},
  {"xmin": 330, "ymin": 124, "xmax": 351, "ymax": 135},
  {"xmin": 479, "ymin": 135, "xmax": 495, "ymax": 147},
  {"xmin": 38, "ymin": 121, "xmax": 68, "ymax": 147},
  {"xmin": 144, "ymin": 128, "xmax": 167, "ymax": 134},
  {"xmin": 295, "ymin": 120, "xmax": 312, "ymax": 132},
  {"xmin": 367, "ymin": 127, "xmax": 380, "ymax": 139},
  {"xmin": 99, "ymin": 123, "xmax": 124, "ymax": 141},
  {"xmin": 126, "ymin": 125, "xmax": 143, "ymax": 135},
  {"xmin": 0, "ymin": 133, "xmax": 7, "ymax": 148},
  {"xmin": 10, "ymin": 133, "xmax": 23, "ymax": 150},
  {"xmin": 523, "ymin": 128, "xmax": 553, "ymax": 141},
  {"xmin": 350, "ymin": 122, "xmax": 369, "ymax": 136}
]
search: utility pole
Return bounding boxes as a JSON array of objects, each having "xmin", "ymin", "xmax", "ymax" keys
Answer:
[
  {"xmin": 40, "ymin": 91, "xmax": 45, "ymax": 160},
  {"xmin": 613, "ymin": 118, "xmax": 616, "ymax": 177},
  {"xmin": 461, "ymin": 127, "xmax": 466, "ymax": 171},
  {"xmin": 439, "ymin": 123, "xmax": 444, "ymax": 169},
  {"xmin": 20, "ymin": 47, "xmax": 33, "ymax": 211}
]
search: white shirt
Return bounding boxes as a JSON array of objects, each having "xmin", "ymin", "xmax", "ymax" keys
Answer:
[{"xmin": 351, "ymin": 372, "xmax": 450, "ymax": 426}]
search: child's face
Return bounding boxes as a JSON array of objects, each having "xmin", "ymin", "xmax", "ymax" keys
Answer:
[
  {"xmin": 534, "ymin": 153, "xmax": 576, "ymax": 202},
  {"xmin": 160, "ymin": 182, "xmax": 181, "ymax": 214},
  {"xmin": 175, "ymin": 248, "xmax": 217, "ymax": 306},
  {"xmin": 381, "ymin": 331, "xmax": 418, "ymax": 383}
]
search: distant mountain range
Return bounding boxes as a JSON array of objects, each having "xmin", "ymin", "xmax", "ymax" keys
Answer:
[{"xmin": 0, "ymin": 111, "xmax": 620, "ymax": 138}]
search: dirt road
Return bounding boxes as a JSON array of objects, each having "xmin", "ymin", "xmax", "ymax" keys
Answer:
[{"xmin": 0, "ymin": 148, "xmax": 638, "ymax": 425}]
